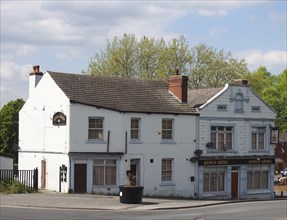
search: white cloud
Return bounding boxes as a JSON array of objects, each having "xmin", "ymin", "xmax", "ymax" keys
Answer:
[{"xmin": 235, "ymin": 50, "xmax": 287, "ymax": 74}]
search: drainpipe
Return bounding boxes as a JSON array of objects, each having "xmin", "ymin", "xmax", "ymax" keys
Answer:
[
  {"xmin": 196, "ymin": 114, "xmax": 200, "ymax": 198},
  {"xmin": 107, "ymin": 130, "xmax": 110, "ymax": 153}
]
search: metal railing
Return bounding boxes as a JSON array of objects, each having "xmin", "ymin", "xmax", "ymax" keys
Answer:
[{"xmin": 0, "ymin": 168, "xmax": 38, "ymax": 191}]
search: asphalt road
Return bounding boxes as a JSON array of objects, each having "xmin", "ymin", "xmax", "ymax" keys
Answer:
[{"xmin": 1, "ymin": 200, "xmax": 286, "ymax": 220}]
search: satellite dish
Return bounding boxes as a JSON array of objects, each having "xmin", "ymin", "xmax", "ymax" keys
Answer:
[
  {"xmin": 189, "ymin": 157, "xmax": 198, "ymax": 162},
  {"xmin": 194, "ymin": 149, "xmax": 203, "ymax": 157},
  {"xmin": 206, "ymin": 142, "xmax": 215, "ymax": 149}
]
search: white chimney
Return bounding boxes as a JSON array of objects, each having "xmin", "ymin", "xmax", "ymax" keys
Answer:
[{"xmin": 29, "ymin": 65, "xmax": 43, "ymax": 96}]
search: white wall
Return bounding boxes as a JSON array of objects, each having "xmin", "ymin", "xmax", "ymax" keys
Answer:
[
  {"xmin": 199, "ymin": 85, "xmax": 276, "ymax": 156},
  {"xmin": 0, "ymin": 156, "xmax": 13, "ymax": 170},
  {"xmin": 19, "ymin": 73, "xmax": 70, "ymax": 154}
]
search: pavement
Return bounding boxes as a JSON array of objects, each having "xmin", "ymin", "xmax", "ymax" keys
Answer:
[{"xmin": 0, "ymin": 190, "xmax": 286, "ymax": 211}]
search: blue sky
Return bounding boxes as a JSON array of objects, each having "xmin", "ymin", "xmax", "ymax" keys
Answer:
[{"xmin": 1, "ymin": 0, "xmax": 286, "ymax": 108}]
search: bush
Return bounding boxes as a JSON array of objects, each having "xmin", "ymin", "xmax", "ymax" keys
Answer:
[{"xmin": 0, "ymin": 180, "xmax": 34, "ymax": 194}]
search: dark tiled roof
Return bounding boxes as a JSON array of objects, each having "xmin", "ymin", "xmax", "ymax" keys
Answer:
[
  {"xmin": 188, "ymin": 87, "xmax": 224, "ymax": 108},
  {"xmin": 48, "ymin": 71, "xmax": 197, "ymax": 115}
]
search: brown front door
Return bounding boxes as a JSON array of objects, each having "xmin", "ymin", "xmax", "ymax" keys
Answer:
[
  {"xmin": 74, "ymin": 164, "xmax": 87, "ymax": 193},
  {"xmin": 41, "ymin": 160, "xmax": 46, "ymax": 189},
  {"xmin": 231, "ymin": 171, "xmax": 238, "ymax": 199}
]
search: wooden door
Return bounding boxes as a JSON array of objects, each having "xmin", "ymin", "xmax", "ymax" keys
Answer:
[
  {"xmin": 231, "ymin": 172, "xmax": 238, "ymax": 199},
  {"xmin": 74, "ymin": 164, "xmax": 87, "ymax": 193}
]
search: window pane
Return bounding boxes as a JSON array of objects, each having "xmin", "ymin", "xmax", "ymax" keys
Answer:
[
  {"xmin": 262, "ymin": 171, "xmax": 268, "ymax": 189},
  {"xmin": 247, "ymin": 171, "xmax": 253, "ymax": 189},
  {"xmin": 252, "ymin": 133, "xmax": 257, "ymax": 150},
  {"xmin": 131, "ymin": 130, "xmax": 139, "ymax": 140},
  {"xmin": 203, "ymin": 173, "xmax": 209, "ymax": 192},
  {"xmin": 258, "ymin": 133, "xmax": 264, "ymax": 149},
  {"xmin": 89, "ymin": 130, "xmax": 103, "ymax": 139},
  {"xmin": 226, "ymin": 133, "xmax": 232, "ymax": 149},
  {"xmin": 105, "ymin": 166, "xmax": 116, "ymax": 185},
  {"xmin": 218, "ymin": 173, "xmax": 225, "ymax": 191},
  {"xmin": 93, "ymin": 166, "xmax": 104, "ymax": 185},
  {"xmin": 254, "ymin": 171, "xmax": 261, "ymax": 189},
  {"xmin": 162, "ymin": 159, "xmax": 172, "ymax": 181},
  {"xmin": 210, "ymin": 173, "xmax": 217, "ymax": 191}
]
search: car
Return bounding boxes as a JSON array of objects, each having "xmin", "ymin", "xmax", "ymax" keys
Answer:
[{"xmin": 280, "ymin": 168, "xmax": 287, "ymax": 176}]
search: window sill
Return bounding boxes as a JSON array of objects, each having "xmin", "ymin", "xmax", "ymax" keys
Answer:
[
  {"xmin": 207, "ymin": 150, "xmax": 236, "ymax": 153},
  {"xmin": 159, "ymin": 182, "xmax": 176, "ymax": 186},
  {"xmin": 234, "ymin": 110, "xmax": 244, "ymax": 113},
  {"xmin": 248, "ymin": 150, "xmax": 269, "ymax": 153},
  {"xmin": 246, "ymin": 189, "xmax": 270, "ymax": 194},
  {"xmin": 129, "ymin": 140, "xmax": 143, "ymax": 144},
  {"xmin": 160, "ymin": 140, "xmax": 176, "ymax": 144},
  {"xmin": 86, "ymin": 140, "xmax": 107, "ymax": 144}
]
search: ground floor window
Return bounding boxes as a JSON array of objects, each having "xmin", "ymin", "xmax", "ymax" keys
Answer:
[
  {"xmin": 93, "ymin": 160, "xmax": 116, "ymax": 186},
  {"xmin": 247, "ymin": 166, "xmax": 269, "ymax": 190},
  {"xmin": 203, "ymin": 168, "xmax": 226, "ymax": 192},
  {"xmin": 161, "ymin": 159, "xmax": 173, "ymax": 182}
]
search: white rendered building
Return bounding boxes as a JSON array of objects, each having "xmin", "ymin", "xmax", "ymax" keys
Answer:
[{"xmin": 19, "ymin": 66, "xmax": 199, "ymax": 197}]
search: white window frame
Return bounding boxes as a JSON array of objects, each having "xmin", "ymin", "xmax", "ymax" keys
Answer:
[
  {"xmin": 251, "ymin": 127, "xmax": 266, "ymax": 151},
  {"xmin": 88, "ymin": 117, "xmax": 104, "ymax": 140},
  {"xmin": 130, "ymin": 118, "xmax": 141, "ymax": 141},
  {"xmin": 210, "ymin": 126, "xmax": 234, "ymax": 151},
  {"xmin": 234, "ymin": 93, "xmax": 244, "ymax": 112},
  {"xmin": 93, "ymin": 159, "xmax": 117, "ymax": 186},
  {"xmin": 247, "ymin": 166, "xmax": 269, "ymax": 190},
  {"xmin": 162, "ymin": 118, "xmax": 174, "ymax": 142},
  {"xmin": 203, "ymin": 168, "xmax": 226, "ymax": 192},
  {"xmin": 161, "ymin": 158, "xmax": 173, "ymax": 184}
]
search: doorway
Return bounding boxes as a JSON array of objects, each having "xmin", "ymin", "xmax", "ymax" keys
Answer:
[
  {"xmin": 231, "ymin": 168, "xmax": 239, "ymax": 199},
  {"xmin": 41, "ymin": 160, "xmax": 46, "ymax": 189},
  {"xmin": 74, "ymin": 164, "xmax": 87, "ymax": 193},
  {"xmin": 129, "ymin": 159, "xmax": 140, "ymax": 186}
]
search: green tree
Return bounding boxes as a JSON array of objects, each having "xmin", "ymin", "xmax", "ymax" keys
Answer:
[
  {"xmin": 84, "ymin": 34, "xmax": 249, "ymax": 88},
  {"xmin": 244, "ymin": 67, "xmax": 287, "ymax": 131},
  {"xmin": 0, "ymin": 99, "xmax": 25, "ymax": 158},
  {"xmin": 188, "ymin": 44, "xmax": 249, "ymax": 88}
]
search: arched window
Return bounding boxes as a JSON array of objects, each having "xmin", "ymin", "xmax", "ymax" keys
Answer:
[{"xmin": 234, "ymin": 93, "xmax": 243, "ymax": 112}]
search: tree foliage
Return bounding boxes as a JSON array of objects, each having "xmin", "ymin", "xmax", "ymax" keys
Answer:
[
  {"xmin": 188, "ymin": 44, "xmax": 248, "ymax": 88},
  {"xmin": 84, "ymin": 34, "xmax": 248, "ymax": 88},
  {"xmin": 244, "ymin": 67, "xmax": 287, "ymax": 131},
  {"xmin": 0, "ymin": 99, "xmax": 25, "ymax": 158}
]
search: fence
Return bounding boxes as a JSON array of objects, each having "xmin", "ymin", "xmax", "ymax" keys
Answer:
[{"xmin": 0, "ymin": 168, "xmax": 38, "ymax": 191}]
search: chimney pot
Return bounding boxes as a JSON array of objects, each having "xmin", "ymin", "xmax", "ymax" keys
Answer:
[{"xmin": 234, "ymin": 79, "xmax": 248, "ymax": 85}]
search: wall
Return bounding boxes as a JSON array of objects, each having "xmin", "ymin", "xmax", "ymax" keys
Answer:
[{"xmin": 0, "ymin": 156, "xmax": 13, "ymax": 170}]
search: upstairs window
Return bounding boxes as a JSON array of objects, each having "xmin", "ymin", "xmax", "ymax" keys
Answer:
[
  {"xmin": 162, "ymin": 119, "xmax": 174, "ymax": 141},
  {"xmin": 88, "ymin": 117, "xmax": 104, "ymax": 140},
  {"xmin": 251, "ymin": 127, "xmax": 265, "ymax": 150},
  {"xmin": 130, "ymin": 118, "xmax": 141, "ymax": 141},
  {"xmin": 251, "ymin": 106, "xmax": 261, "ymax": 112},
  {"xmin": 217, "ymin": 104, "xmax": 227, "ymax": 111},
  {"xmin": 234, "ymin": 93, "xmax": 243, "ymax": 112},
  {"xmin": 211, "ymin": 126, "xmax": 233, "ymax": 151}
]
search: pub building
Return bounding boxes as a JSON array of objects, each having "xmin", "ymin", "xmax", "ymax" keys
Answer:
[{"xmin": 188, "ymin": 79, "xmax": 278, "ymax": 199}]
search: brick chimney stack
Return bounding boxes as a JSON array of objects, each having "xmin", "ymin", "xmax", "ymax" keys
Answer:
[
  {"xmin": 168, "ymin": 71, "xmax": 188, "ymax": 103},
  {"xmin": 233, "ymin": 79, "xmax": 248, "ymax": 85},
  {"xmin": 29, "ymin": 65, "xmax": 43, "ymax": 96}
]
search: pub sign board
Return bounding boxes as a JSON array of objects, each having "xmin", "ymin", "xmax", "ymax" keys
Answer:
[
  {"xmin": 53, "ymin": 112, "xmax": 66, "ymax": 126},
  {"xmin": 198, "ymin": 157, "xmax": 275, "ymax": 166}
]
